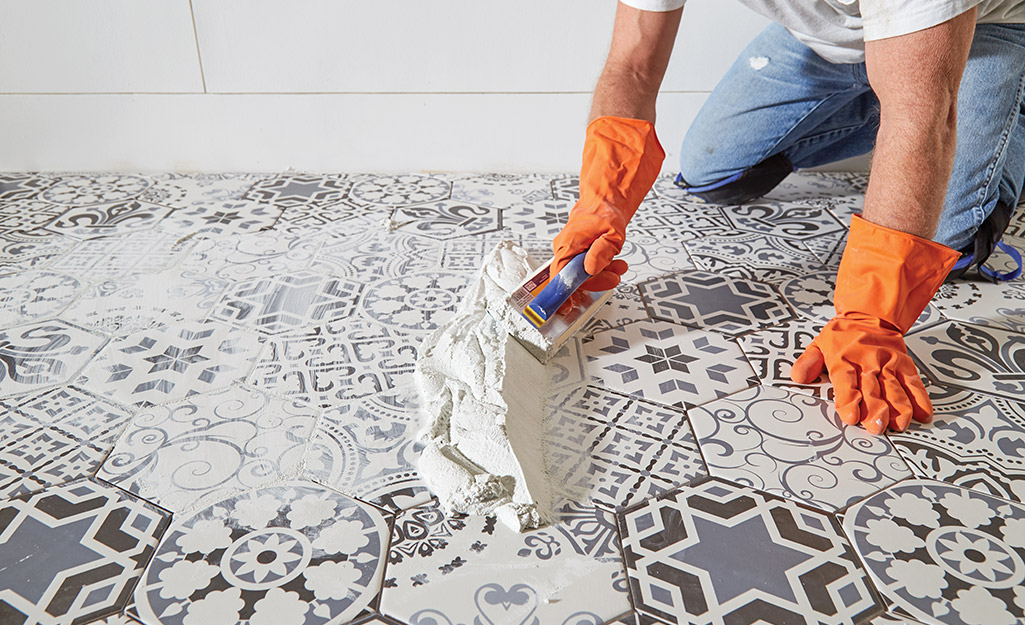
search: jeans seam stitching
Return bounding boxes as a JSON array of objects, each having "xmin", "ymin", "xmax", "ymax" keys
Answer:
[{"xmin": 970, "ymin": 68, "xmax": 1025, "ymax": 226}]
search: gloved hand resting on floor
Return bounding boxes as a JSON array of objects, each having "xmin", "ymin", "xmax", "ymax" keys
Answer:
[
  {"xmin": 790, "ymin": 215, "xmax": 960, "ymax": 434},
  {"xmin": 551, "ymin": 116, "xmax": 665, "ymax": 296}
]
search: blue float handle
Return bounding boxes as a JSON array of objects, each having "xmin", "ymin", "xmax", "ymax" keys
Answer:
[{"xmin": 522, "ymin": 252, "xmax": 591, "ymax": 328}]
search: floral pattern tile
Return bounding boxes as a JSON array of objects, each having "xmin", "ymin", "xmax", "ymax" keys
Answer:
[
  {"xmin": 380, "ymin": 500, "xmax": 630, "ymax": 625},
  {"xmin": 304, "ymin": 384, "xmax": 431, "ymax": 513},
  {"xmin": 349, "ymin": 174, "xmax": 451, "ymax": 207},
  {"xmin": 0, "ymin": 198, "xmax": 64, "ymax": 234},
  {"xmin": 98, "ymin": 385, "xmax": 318, "ymax": 513},
  {"xmin": 580, "ymin": 284, "xmax": 650, "ymax": 339},
  {"xmin": 933, "ymin": 278, "xmax": 1025, "ymax": 335},
  {"xmin": 737, "ymin": 316, "xmax": 833, "ymax": 400},
  {"xmin": 247, "ymin": 320, "xmax": 417, "ymax": 409},
  {"xmin": 889, "ymin": 385, "xmax": 1025, "ymax": 504},
  {"xmin": 42, "ymin": 174, "xmax": 152, "ymax": 206},
  {"xmin": 619, "ymin": 478, "xmax": 878, "ymax": 625},
  {"xmin": 905, "ymin": 320, "xmax": 1025, "ymax": 402},
  {"xmin": 843, "ymin": 480, "xmax": 1025, "ymax": 625},
  {"xmin": 0, "ymin": 478, "xmax": 170, "ymax": 625},
  {"xmin": 0, "ymin": 270, "xmax": 83, "ymax": 328},
  {"xmin": 42, "ymin": 201, "xmax": 175, "ymax": 240},
  {"xmin": 311, "ymin": 228, "xmax": 442, "ymax": 281},
  {"xmin": 179, "ymin": 230, "xmax": 319, "ymax": 281},
  {"xmin": 134, "ymin": 482, "xmax": 389, "ymax": 625},
  {"xmin": 685, "ymin": 232, "xmax": 827, "ymax": 284},
  {"xmin": 358, "ymin": 271, "xmax": 470, "ymax": 334},
  {"xmin": 391, "ymin": 201, "xmax": 502, "ymax": 241},
  {"xmin": 720, "ymin": 199, "xmax": 846, "ymax": 241},
  {"xmin": 583, "ymin": 319, "xmax": 756, "ymax": 410},
  {"xmin": 639, "ymin": 270, "xmax": 794, "ymax": 336},
  {"xmin": 688, "ymin": 385, "xmax": 912, "ymax": 511},
  {"xmin": 616, "ymin": 233, "xmax": 697, "ymax": 285},
  {"xmin": 0, "ymin": 386, "xmax": 133, "ymax": 498},
  {"xmin": 0, "ymin": 321, "xmax": 107, "ymax": 398},
  {"xmin": 0, "ymin": 233, "xmax": 78, "ymax": 272},
  {"xmin": 77, "ymin": 320, "xmax": 263, "ymax": 407},
  {"xmin": 210, "ymin": 270, "xmax": 362, "ymax": 336}
]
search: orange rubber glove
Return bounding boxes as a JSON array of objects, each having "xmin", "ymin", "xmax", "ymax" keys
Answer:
[
  {"xmin": 551, "ymin": 116, "xmax": 665, "ymax": 292},
  {"xmin": 790, "ymin": 215, "xmax": 960, "ymax": 434}
]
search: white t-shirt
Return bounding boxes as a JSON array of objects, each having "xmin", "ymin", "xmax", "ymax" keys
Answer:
[{"xmin": 622, "ymin": 0, "xmax": 1025, "ymax": 63}]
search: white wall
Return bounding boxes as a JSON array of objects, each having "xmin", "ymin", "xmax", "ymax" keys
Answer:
[{"xmin": 0, "ymin": 1, "xmax": 868, "ymax": 173}]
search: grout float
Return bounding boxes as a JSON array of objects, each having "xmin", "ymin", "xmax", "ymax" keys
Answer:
[{"xmin": 415, "ymin": 241, "xmax": 555, "ymax": 532}]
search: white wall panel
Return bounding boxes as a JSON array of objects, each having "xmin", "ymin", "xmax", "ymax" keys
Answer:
[
  {"xmin": 0, "ymin": 1, "xmax": 203, "ymax": 93},
  {"xmin": 193, "ymin": 0, "xmax": 769, "ymax": 94}
]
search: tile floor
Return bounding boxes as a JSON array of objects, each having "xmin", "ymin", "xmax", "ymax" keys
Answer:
[{"xmin": 0, "ymin": 171, "xmax": 1023, "ymax": 625}]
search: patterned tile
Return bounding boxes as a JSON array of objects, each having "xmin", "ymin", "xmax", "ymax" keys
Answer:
[
  {"xmin": 0, "ymin": 173, "xmax": 55, "ymax": 202},
  {"xmin": 583, "ymin": 319, "xmax": 755, "ymax": 410},
  {"xmin": 688, "ymin": 385, "xmax": 912, "ymax": 511},
  {"xmin": 0, "ymin": 479, "xmax": 170, "ymax": 624},
  {"xmin": 639, "ymin": 270, "xmax": 794, "ymax": 336},
  {"xmin": 349, "ymin": 174, "xmax": 451, "ymax": 207},
  {"xmin": 139, "ymin": 172, "xmax": 268, "ymax": 208},
  {"xmin": 720, "ymin": 199, "xmax": 846, "ymax": 240},
  {"xmin": 1007, "ymin": 203, "xmax": 1025, "ymax": 238},
  {"xmin": 158, "ymin": 199, "xmax": 285, "ymax": 238},
  {"xmin": 548, "ymin": 337, "xmax": 588, "ymax": 393},
  {"xmin": 437, "ymin": 232, "xmax": 545, "ymax": 274},
  {"xmin": 844, "ymin": 480, "xmax": 1025, "ymax": 625},
  {"xmin": 391, "ymin": 201, "xmax": 502, "ymax": 240},
  {"xmin": 0, "ymin": 386, "xmax": 132, "ymax": 499},
  {"xmin": 0, "ymin": 321, "xmax": 106, "ymax": 398},
  {"xmin": 311, "ymin": 228, "xmax": 442, "ymax": 281},
  {"xmin": 77, "ymin": 320, "xmax": 263, "ymax": 408},
  {"xmin": 616, "ymin": 233, "xmax": 696, "ymax": 285},
  {"xmin": 49, "ymin": 231, "xmax": 191, "ymax": 281},
  {"xmin": 580, "ymin": 284, "xmax": 650, "ymax": 339},
  {"xmin": 619, "ymin": 478, "xmax": 878, "ymax": 625},
  {"xmin": 380, "ymin": 500, "xmax": 630, "ymax": 625},
  {"xmin": 0, "ymin": 270, "xmax": 83, "ymax": 329},
  {"xmin": 0, "ymin": 199, "xmax": 64, "ymax": 234},
  {"xmin": 906, "ymin": 320, "xmax": 1025, "ymax": 402},
  {"xmin": 802, "ymin": 229, "xmax": 848, "ymax": 270},
  {"xmin": 627, "ymin": 198, "xmax": 733, "ymax": 242},
  {"xmin": 764, "ymin": 171, "xmax": 868, "ymax": 202},
  {"xmin": 737, "ymin": 316, "xmax": 833, "ymax": 400},
  {"xmin": 501, "ymin": 197, "xmax": 572, "ymax": 238},
  {"xmin": 178, "ymin": 230, "xmax": 319, "ymax": 281},
  {"xmin": 61, "ymin": 268, "xmax": 229, "ymax": 337},
  {"xmin": 933, "ymin": 278, "xmax": 1025, "ymax": 335},
  {"xmin": 134, "ymin": 482, "xmax": 388, "ymax": 625},
  {"xmin": 210, "ymin": 270, "xmax": 362, "ymax": 336},
  {"xmin": 304, "ymin": 384, "xmax": 431, "ymax": 513},
  {"xmin": 451, "ymin": 173, "xmax": 552, "ymax": 209},
  {"xmin": 358, "ymin": 271, "xmax": 470, "ymax": 334},
  {"xmin": 781, "ymin": 269, "xmax": 945, "ymax": 332},
  {"xmin": 273, "ymin": 199, "xmax": 384, "ymax": 236},
  {"xmin": 42, "ymin": 201, "xmax": 175, "ymax": 240},
  {"xmin": 0, "ymin": 233, "xmax": 77, "ymax": 272},
  {"xmin": 890, "ymin": 385, "xmax": 1025, "ymax": 503},
  {"xmin": 242, "ymin": 173, "xmax": 351, "ymax": 208},
  {"xmin": 552, "ymin": 174, "xmax": 656, "ymax": 203},
  {"xmin": 97, "ymin": 385, "xmax": 318, "ymax": 513},
  {"xmin": 685, "ymin": 233, "xmax": 827, "ymax": 284},
  {"xmin": 545, "ymin": 386, "xmax": 706, "ymax": 511},
  {"xmin": 42, "ymin": 174, "xmax": 152, "ymax": 206},
  {"xmin": 247, "ymin": 320, "xmax": 417, "ymax": 409}
]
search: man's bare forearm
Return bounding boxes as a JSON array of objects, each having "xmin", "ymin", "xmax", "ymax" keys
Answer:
[{"xmin": 862, "ymin": 9, "xmax": 976, "ymax": 239}]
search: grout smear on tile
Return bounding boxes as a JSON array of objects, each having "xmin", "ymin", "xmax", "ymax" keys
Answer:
[{"xmin": 415, "ymin": 240, "xmax": 555, "ymax": 532}]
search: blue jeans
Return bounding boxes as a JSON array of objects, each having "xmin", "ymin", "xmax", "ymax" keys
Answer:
[{"xmin": 679, "ymin": 22, "xmax": 1025, "ymax": 251}]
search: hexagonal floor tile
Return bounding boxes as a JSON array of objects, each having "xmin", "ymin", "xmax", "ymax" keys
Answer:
[
  {"xmin": 720, "ymin": 199, "xmax": 845, "ymax": 241},
  {"xmin": 933, "ymin": 276, "xmax": 1025, "ymax": 335},
  {"xmin": 583, "ymin": 319, "xmax": 756, "ymax": 410},
  {"xmin": 43, "ymin": 201, "xmax": 175, "ymax": 240},
  {"xmin": 0, "ymin": 320, "xmax": 107, "ymax": 398},
  {"xmin": 77, "ymin": 320, "xmax": 263, "ymax": 407},
  {"xmin": 737, "ymin": 316, "xmax": 833, "ymax": 401},
  {"xmin": 348, "ymin": 174, "xmax": 451, "ymax": 207},
  {"xmin": 241, "ymin": 173, "xmax": 351, "ymax": 209},
  {"xmin": 627, "ymin": 198, "xmax": 733, "ymax": 242},
  {"xmin": 844, "ymin": 479, "xmax": 1025, "ymax": 625},
  {"xmin": 688, "ymin": 385, "xmax": 912, "ymax": 511},
  {"xmin": 619, "ymin": 478, "xmax": 879, "ymax": 625},
  {"xmin": 685, "ymin": 232, "xmax": 827, "ymax": 285},
  {"xmin": 0, "ymin": 478, "xmax": 170, "ymax": 624},
  {"xmin": 0, "ymin": 269, "xmax": 83, "ymax": 328},
  {"xmin": 381, "ymin": 500, "xmax": 630, "ymax": 625},
  {"xmin": 358, "ymin": 271, "xmax": 470, "ymax": 334},
  {"xmin": 639, "ymin": 270, "xmax": 794, "ymax": 336},
  {"xmin": 134, "ymin": 481, "xmax": 388, "ymax": 625},
  {"xmin": 391, "ymin": 200, "xmax": 502, "ymax": 240},
  {"xmin": 450, "ymin": 173, "xmax": 552, "ymax": 209}
]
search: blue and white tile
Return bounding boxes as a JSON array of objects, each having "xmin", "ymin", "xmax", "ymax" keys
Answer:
[
  {"xmin": 620, "ymin": 478, "xmax": 879, "ymax": 625},
  {"xmin": 178, "ymin": 230, "xmax": 319, "ymax": 281},
  {"xmin": 134, "ymin": 482, "xmax": 389, "ymax": 625},
  {"xmin": 210, "ymin": 270, "xmax": 362, "ymax": 336},
  {"xmin": 60, "ymin": 267, "xmax": 229, "ymax": 337},
  {"xmin": 391, "ymin": 201, "xmax": 502, "ymax": 241},
  {"xmin": 906, "ymin": 320, "xmax": 1025, "ymax": 402},
  {"xmin": 0, "ymin": 321, "xmax": 107, "ymax": 398},
  {"xmin": 0, "ymin": 270, "xmax": 83, "ymax": 329},
  {"xmin": 0, "ymin": 478, "xmax": 170, "ymax": 625},
  {"xmin": 42, "ymin": 174, "xmax": 153, "ymax": 206},
  {"xmin": 685, "ymin": 232, "xmax": 827, "ymax": 284},
  {"xmin": 247, "ymin": 320, "xmax": 418, "ymax": 409},
  {"xmin": 304, "ymin": 384, "xmax": 431, "ymax": 513},
  {"xmin": 358, "ymin": 271, "xmax": 470, "ymax": 334},
  {"xmin": 844, "ymin": 480, "xmax": 1025, "ymax": 625},
  {"xmin": 98, "ymin": 384, "xmax": 318, "ymax": 513},
  {"xmin": 380, "ymin": 500, "xmax": 630, "ymax": 625},
  {"xmin": 688, "ymin": 385, "xmax": 912, "ymax": 511},
  {"xmin": 77, "ymin": 320, "xmax": 263, "ymax": 408},
  {"xmin": 0, "ymin": 386, "xmax": 132, "ymax": 499},
  {"xmin": 349, "ymin": 174, "xmax": 452, "ymax": 207},
  {"xmin": 583, "ymin": 319, "xmax": 756, "ymax": 410},
  {"xmin": 889, "ymin": 385, "xmax": 1025, "ymax": 504}
]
